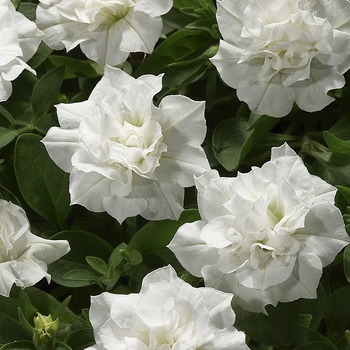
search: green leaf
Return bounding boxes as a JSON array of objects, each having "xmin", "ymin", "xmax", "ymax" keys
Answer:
[
  {"xmin": 128, "ymin": 209, "xmax": 200, "ymax": 256},
  {"xmin": 294, "ymin": 341, "xmax": 337, "ymax": 350},
  {"xmin": 162, "ymin": 7, "xmax": 195, "ymax": 30},
  {"xmin": 346, "ymin": 329, "xmax": 350, "ymax": 345},
  {"xmin": 53, "ymin": 342, "xmax": 72, "ymax": 350},
  {"xmin": 46, "ymin": 56, "xmax": 98, "ymax": 79},
  {"xmin": 326, "ymin": 286, "xmax": 350, "ymax": 336},
  {"xmin": 0, "ymin": 128, "xmax": 17, "ymax": 149},
  {"xmin": 212, "ymin": 115, "xmax": 278, "ymax": 171},
  {"xmin": 212, "ymin": 118, "xmax": 253, "ymax": 171},
  {"xmin": 63, "ymin": 270, "xmax": 99, "ymax": 285},
  {"xmin": 49, "ymin": 260, "xmax": 99, "ymax": 288},
  {"xmin": 337, "ymin": 186, "xmax": 350, "ymax": 205},
  {"xmin": 28, "ymin": 42, "xmax": 53, "ymax": 69},
  {"xmin": 232, "ymin": 301, "xmax": 294, "ymax": 346},
  {"xmin": 311, "ymin": 150, "xmax": 350, "ymax": 187},
  {"xmin": 327, "ymin": 111, "xmax": 350, "ymax": 141},
  {"xmin": 0, "ymin": 288, "xmax": 36, "ymax": 343},
  {"xmin": 185, "ymin": 18, "xmax": 219, "ymax": 38},
  {"xmin": 64, "ymin": 329, "xmax": 95, "ymax": 350},
  {"xmin": 17, "ymin": 2, "xmax": 36, "ymax": 21},
  {"xmin": 344, "ymin": 245, "xmax": 350, "ymax": 283},
  {"xmin": 25, "ymin": 288, "xmax": 74, "ymax": 324},
  {"xmin": 108, "ymin": 243, "xmax": 127, "ymax": 270},
  {"xmin": 10, "ymin": 0, "xmax": 21, "ymax": 8},
  {"xmin": 164, "ymin": 59, "xmax": 207, "ymax": 87},
  {"xmin": 49, "ymin": 230, "xmax": 113, "ymax": 287},
  {"xmin": 0, "ymin": 184, "xmax": 21, "ymax": 205},
  {"xmin": 17, "ymin": 308, "xmax": 34, "ymax": 336},
  {"xmin": 323, "ymin": 131, "xmax": 350, "ymax": 155},
  {"xmin": 0, "ymin": 341, "xmax": 35, "ymax": 350},
  {"xmin": 134, "ymin": 30, "xmax": 213, "ymax": 77},
  {"xmin": 0, "ymin": 105, "xmax": 16, "ymax": 125},
  {"xmin": 52, "ymin": 296, "xmax": 72, "ymax": 321},
  {"xmin": 14, "ymin": 133, "xmax": 70, "ymax": 229},
  {"xmin": 129, "ymin": 250, "xmax": 143, "ymax": 266},
  {"xmin": 288, "ymin": 284, "xmax": 325, "ymax": 330},
  {"xmin": 31, "ymin": 66, "xmax": 64, "ymax": 120},
  {"xmin": 86, "ymin": 256, "xmax": 109, "ymax": 275},
  {"xmin": 51, "ymin": 230, "xmax": 113, "ymax": 262}
]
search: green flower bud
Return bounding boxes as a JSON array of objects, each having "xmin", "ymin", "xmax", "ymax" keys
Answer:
[{"xmin": 33, "ymin": 313, "xmax": 59, "ymax": 350}]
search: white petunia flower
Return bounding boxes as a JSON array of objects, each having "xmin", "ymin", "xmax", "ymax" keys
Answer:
[
  {"xmin": 85, "ymin": 265, "xmax": 249, "ymax": 350},
  {"xmin": 0, "ymin": 0, "xmax": 43, "ymax": 102},
  {"xmin": 42, "ymin": 66, "xmax": 210, "ymax": 223},
  {"xmin": 168, "ymin": 143, "xmax": 350, "ymax": 313},
  {"xmin": 210, "ymin": 0, "xmax": 350, "ymax": 117},
  {"xmin": 36, "ymin": 0, "xmax": 172, "ymax": 67},
  {"xmin": 0, "ymin": 199, "xmax": 70, "ymax": 297}
]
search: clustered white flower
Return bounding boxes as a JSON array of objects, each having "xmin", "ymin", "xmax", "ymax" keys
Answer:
[
  {"xmin": 211, "ymin": 0, "xmax": 350, "ymax": 117},
  {"xmin": 42, "ymin": 65, "xmax": 210, "ymax": 224},
  {"xmin": 0, "ymin": 0, "xmax": 43, "ymax": 102},
  {"xmin": 168, "ymin": 143, "xmax": 350, "ymax": 313},
  {"xmin": 36, "ymin": 0, "xmax": 173, "ymax": 67},
  {"xmin": 0, "ymin": 199, "xmax": 70, "ymax": 297},
  {"xmin": 85, "ymin": 265, "xmax": 249, "ymax": 350}
]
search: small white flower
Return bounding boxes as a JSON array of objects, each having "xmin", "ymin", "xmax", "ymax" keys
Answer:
[
  {"xmin": 0, "ymin": 199, "xmax": 70, "ymax": 297},
  {"xmin": 0, "ymin": 0, "xmax": 43, "ymax": 102},
  {"xmin": 42, "ymin": 66, "xmax": 210, "ymax": 223},
  {"xmin": 168, "ymin": 143, "xmax": 350, "ymax": 313},
  {"xmin": 36, "ymin": 0, "xmax": 172, "ymax": 67},
  {"xmin": 211, "ymin": 0, "xmax": 350, "ymax": 117},
  {"xmin": 85, "ymin": 265, "xmax": 249, "ymax": 350}
]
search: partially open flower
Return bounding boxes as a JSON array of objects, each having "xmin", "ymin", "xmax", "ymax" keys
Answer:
[
  {"xmin": 211, "ymin": 0, "xmax": 350, "ymax": 117},
  {"xmin": 168, "ymin": 143, "xmax": 350, "ymax": 313},
  {"xmin": 36, "ymin": 0, "xmax": 172, "ymax": 66},
  {"xmin": 0, "ymin": 200, "xmax": 70, "ymax": 297},
  {"xmin": 42, "ymin": 66, "xmax": 210, "ymax": 223},
  {"xmin": 0, "ymin": 0, "xmax": 43, "ymax": 101},
  {"xmin": 85, "ymin": 265, "xmax": 249, "ymax": 350}
]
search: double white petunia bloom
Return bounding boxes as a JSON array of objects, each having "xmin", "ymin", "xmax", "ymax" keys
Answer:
[
  {"xmin": 211, "ymin": 0, "xmax": 350, "ymax": 117},
  {"xmin": 0, "ymin": 0, "xmax": 43, "ymax": 101},
  {"xmin": 42, "ymin": 66, "xmax": 210, "ymax": 223},
  {"xmin": 36, "ymin": 0, "xmax": 172, "ymax": 66},
  {"xmin": 169, "ymin": 143, "xmax": 350, "ymax": 313},
  {"xmin": 0, "ymin": 200, "xmax": 70, "ymax": 297},
  {"xmin": 85, "ymin": 265, "xmax": 249, "ymax": 350}
]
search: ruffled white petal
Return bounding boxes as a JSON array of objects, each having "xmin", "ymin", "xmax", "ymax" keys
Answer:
[
  {"xmin": 0, "ymin": 200, "xmax": 69, "ymax": 297},
  {"xmin": 211, "ymin": 0, "xmax": 350, "ymax": 117},
  {"xmin": 87, "ymin": 266, "xmax": 249, "ymax": 350},
  {"xmin": 169, "ymin": 143, "xmax": 350, "ymax": 313}
]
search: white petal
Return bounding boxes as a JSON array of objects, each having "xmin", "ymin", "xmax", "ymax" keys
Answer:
[
  {"xmin": 80, "ymin": 23, "xmax": 127, "ymax": 67},
  {"xmin": 103, "ymin": 193, "xmax": 147, "ymax": 224},
  {"xmin": 14, "ymin": 11, "xmax": 43, "ymax": 62},
  {"xmin": 293, "ymin": 63, "xmax": 345, "ymax": 112},
  {"xmin": 119, "ymin": 11, "xmax": 162, "ymax": 53},
  {"xmin": 237, "ymin": 74, "xmax": 295, "ymax": 117},
  {"xmin": 133, "ymin": 0, "xmax": 172, "ymax": 18},
  {"xmin": 133, "ymin": 175, "xmax": 184, "ymax": 221},
  {"xmin": 273, "ymin": 253, "xmax": 322, "ymax": 302},
  {"xmin": 168, "ymin": 221, "xmax": 219, "ymax": 277},
  {"xmin": 42, "ymin": 128, "xmax": 79, "ymax": 172},
  {"xmin": 216, "ymin": 0, "xmax": 248, "ymax": 45},
  {"xmin": 69, "ymin": 168, "xmax": 112, "ymax": 212},
  {"xmin": 294, "ymin": 203, "xmax": 350, "ymax": 266}
]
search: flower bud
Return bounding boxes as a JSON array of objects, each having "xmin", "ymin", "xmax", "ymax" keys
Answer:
[{"xmin": 33, "ymin": 313, "xmax": 59, "ymax": 350}]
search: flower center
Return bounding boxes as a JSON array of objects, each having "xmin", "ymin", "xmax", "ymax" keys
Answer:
[
  {"xmin": 108, "ymin": 120, "xmax": 167, "ymax": 179},
  {"xmin": 239, "ymin": 7, "xmax": 333, "ymax": 86},
  {"xmin": 145, "ymin": 298, "xmax": 199, "ymax": 350},
  {"xmin": 87, "ymin": 0, "xmax": 134, "ymax": 29},
  {"xmin": 57, "ymin": 0, "xmax": 134, "ymax": 29}
]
